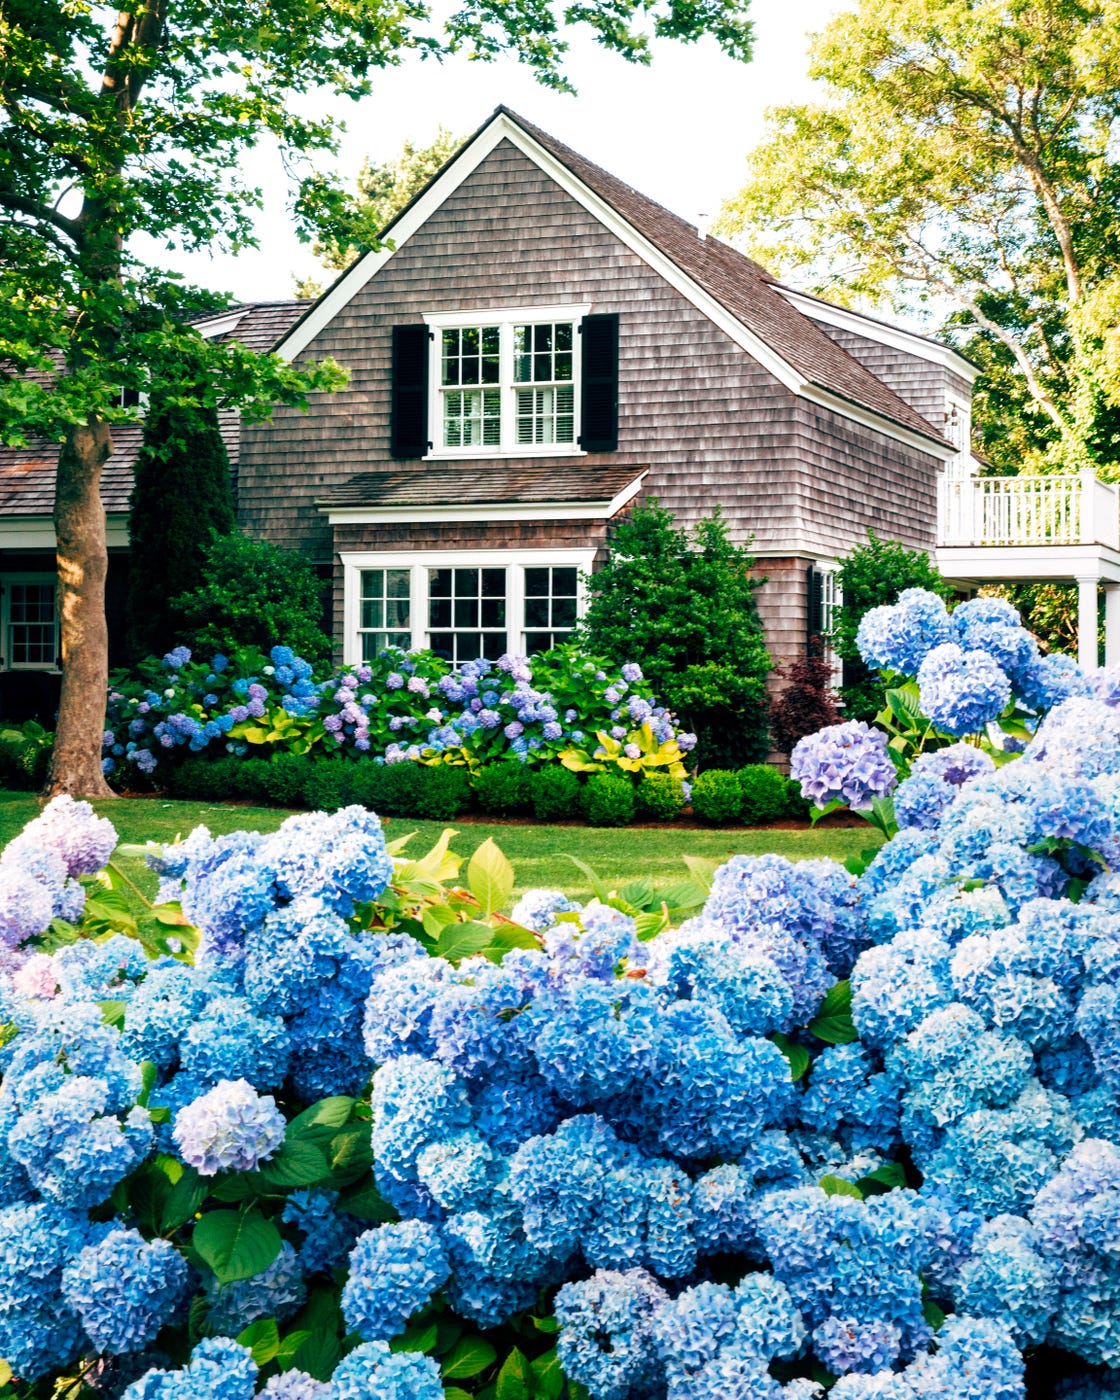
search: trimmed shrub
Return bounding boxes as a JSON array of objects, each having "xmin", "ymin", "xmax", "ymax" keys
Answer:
[
  {"xmin": 170, "ymin": 755, "xmax": 241, "ymax": 802},
  {"xmin": 302, "ymin": 762, "xmax": 352, "ymax": 813},
  {"xmin": 474, "ymin": 762, "xmax": 532, "ymax": 817},
  {"xmin": 737, "ymin": 764, "xmax": 789, "ymax": 824},
  {"xmin": 691, "ymin": 769, "xmax": 743, "ymax": 825},
  {"xmin": 584, "ymin": 773, "xmax": 636, "ymax": 827},
  {"xmin": 634, "ymin": 771, "xmax": 685, "ymax": 822},
  {"xmin": 260, "ymin": 752, "xmax": 315, "ymax": 809},
  {"xmin": 785, "ymin": 776, "xmax": 811, "ymax": 820},
  {"xmin": 412, "ymin": 764, "xmax": 471, "ymax": 821},
  {"xmin": 529, "ymin": 766, "xmax": 584, "ymax": 823},
  {"xmin": 0, "ymin": 727, "xmax": 51, "ymax": 790}
]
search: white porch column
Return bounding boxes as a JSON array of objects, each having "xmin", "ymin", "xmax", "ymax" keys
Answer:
[
  {"xmin": 1105, "ymin": 584, "xmax": 1120, "ymax": 669},
  {"xmin": 1077, "ymin": 575, "xmax": 1100, "ymax": 670}
]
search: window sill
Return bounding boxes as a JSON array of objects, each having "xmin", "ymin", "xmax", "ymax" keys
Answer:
[{"xmin": 425, "ymin": 446, "xmax": 586, "ymax": 463}]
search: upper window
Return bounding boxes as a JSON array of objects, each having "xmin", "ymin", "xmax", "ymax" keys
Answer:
[{"xmin": 426, "ymin": 306, "xmax": 588, "ymax": 459}]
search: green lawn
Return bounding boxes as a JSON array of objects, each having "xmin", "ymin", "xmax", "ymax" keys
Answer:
[{"xmin": 0, "ymin": 790, "xmax": 881, "ymax": 903}]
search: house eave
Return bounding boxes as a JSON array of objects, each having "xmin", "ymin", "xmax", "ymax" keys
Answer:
[{"xmin": 319, "ymin": 479, "xmax": 644, "ymax": 526}]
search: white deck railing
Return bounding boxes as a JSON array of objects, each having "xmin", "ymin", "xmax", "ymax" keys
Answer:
[{"xmin": 938, "ymin": 469, "xmax": 1120, "ymax": 550}]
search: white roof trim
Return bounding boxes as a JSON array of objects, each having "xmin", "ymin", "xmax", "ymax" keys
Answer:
[
  {"xmin": 322, "ymin": 473, "xmax": 645, "ymax": 525},
  {"xmin": 779, "ymin": 288, "xmax": 983, "ymax": 385},
  {"xmin": 274, "ymin": 111, "xmax": 952, "ymax": 459},
  {"xmin": 192, "ymin": 309, "xmax": 251, "ymax": 340},
  {"xmin": 0, "ymin": 515, "xmax": 130, "ymax": 549}
]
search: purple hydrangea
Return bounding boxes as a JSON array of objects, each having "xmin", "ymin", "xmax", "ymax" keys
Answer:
[{"xmin": 790, "ymin": 721, "xmax": 897, "ymax": 811}]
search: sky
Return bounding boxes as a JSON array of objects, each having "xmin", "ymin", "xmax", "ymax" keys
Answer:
[{"xmin": 147, "ymin": 0, "xmax": 846, "ymax": 304}]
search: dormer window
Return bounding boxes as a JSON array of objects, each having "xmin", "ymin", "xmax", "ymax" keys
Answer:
[{"xmin": 424, "ymin": 305, "xmax": 588, "ymax": 459}]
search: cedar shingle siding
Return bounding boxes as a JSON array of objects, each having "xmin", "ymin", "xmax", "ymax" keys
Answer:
[{"xmin": 239, "ymin": 138, "xmax": 945, "ymax": 666}]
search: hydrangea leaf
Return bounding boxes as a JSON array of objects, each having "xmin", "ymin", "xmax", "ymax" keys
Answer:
[
  {"xmin": 441, "ymin": 1336, "xmax": 497, "ymax": 1378},
  {"xmin": 444, "ymin": 1390, "xmax": 472, "ymax": 1400},
  {"xmin": 236, "ymin": 1317, "xmax": 280, "ymax": 1365},
  {"xmin": 390, "ymin": 1322, "xmax": 439, "ymax": 1354},
  {"xmin": 289, "ymin": 1326, "xmax": 341, "ymax": 1381},
  {"xmin": 338, "ymin": 1174, "xmax": 399, "ymax": 1223},
  {"xmin": 161, "ymin": 1166, "xmax": 208, "ymax": 1232},
  {"xmin": 681, "ymin": 855, "xmax": 719, "ymax": 892},
  {"xmin": 564, "ymin": 855, "xmax": 612, "ymax": 903},
  {"xmin": 807, "ymin": 980, "xmax": 858, "ymax": 1044},
  {"xmin": 495, "ymin": 1347, "xmax": 534, "ymax": 1400},
  {"xmin": 326, "ymin": 1122, "xmax": 373, "ymax": 1186},
  {"xmin": 818, "ymin": 1175, "xmax": 864, "ymax": 1200},
  {"xmin": 276, "ymin": 1328, "xmax": 311, "ymax": 1368},
  {"xmin": 255, "ymin": 1139, "xmax": 330, "ymax": 1189},
  {"xmin": 193, "ymin": 1208, "xmax": 282, "ymax": 1285},
  {"xmin": 436, "ymin": 921, "xmax": 497, "ymax": 963},
  {"xmin": 488, "ymin": 922, "xmax": 542, "ymax": 953},
  {"xmin": 287, "ymin": 1096, "xmax": 355, "ymax": 1146},
  {"xmin": 770, "ymin": 1033, "xmax": 811, "ymax": 1082},
  {"xmin": 531, "ymin": 1346, "xmax": 565, "ymax": 1399},
  {"xmin": 858, "ymin": 1163, "xmax": 908, "ymax": 1196},
  {"xmin": 468, "ymin": 838, "xmax": 515, "ymax": 916}
]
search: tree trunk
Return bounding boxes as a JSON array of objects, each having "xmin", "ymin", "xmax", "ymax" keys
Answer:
[{"xmin": 45, "ymin": 419, "xmax": 116, "ymax": 799}]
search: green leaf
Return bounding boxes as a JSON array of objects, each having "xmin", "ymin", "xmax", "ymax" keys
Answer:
[
  {"xmin": 809, "ymin": 797, "xmax": 846, "ymax": 825},
  {"xmin": 819, "ymin": 1174, "xmax": 864, "ymax": 1200},
  {"xmin": 564, "ymin": 854, "xmax": 612, "ymax": 903},
  {"xmin": 495, "ymin": 1347, "xmax": 533, "ymax": 1400},
  {"xmin": 98, "ymin": 999, "xmax": 127, "ymax": 1028},
  {"xmin": 488, "ymin": 922, "xmax": 541, "ymax": 953},
  {"xmin": 530, "ymin": 1346, "xmax": 564, "ymax": 1399},
  {"xmin": 287, "ymin": 1096, "xmax": 355, "ymax": 1145},
  {"xmin": 436, "ymin": 920, "xmax": 496, "ymax": 963},
  {"xmin": 657, "ymin": 879, "xmax": 708, "ymax": 912},
  {"xmin": 858, "ymin": 1163, "xmax": 908, "ymax": 1196},
  {"xmin": 468, "ymin": 838, "xmax": 515, "ymax": 916},
  {"xmin": 770, "ymin": 1033, "xmax": 810, "ymax": 1082},
  {"xmin": 443, "ymin": 1390, "xmax": 473, "ymax": 1400},
  {"xmin": 618, "ymin": 877, "xmax": 654, "ymax": 910},
  {"xmin": 193, "ymin": 1209, "xmax": 282, "ymax": 1285},
  {"xmin": 327, "ymin": 1122, "xmax": 373, "ymax": 1185},
  {"xmin": 633, "ymin": 909, "xmax": 669, "ymax": 941},
  {"xmin": 237, "ymin": 1317, "xmax": 280, "ymax": 1366},
  {"xmin": 922, "ymin": 1296, "xmax": 946, "ymax": 1331},
  {"xmin": 209, "ymin": 1173, "xmax": 258, "ymax": 1203},
  {"xmin": 442, "ymin": 1336, "xmax": 497, "ymax": 1379},
  {"xmin": 338, "ymin": 1175, "xmax": 398, "ymax": 1223},
  {"xmin": 0, "ymin": 1359, "xmax": 11, "ymax": 1387},
  {"xmin": 531, "ymin": 1315, "xmax": 559, "ymax": 1334},
  {"xmin": 886, "ymin": 685, "xmax": 922, "ymax": 726},
  {"xmin": 161, "ymin": 1166, "xmax": 208, "ymax": 1232},
  {"xmin": 807, "ymin": 979, "xmax": 858, "ymax": 1045},
  {"xmin": 681, "ymin": 855, "xmax": 718, "ymax": 891},
  {"xmin": 256, "ymin": 1139, "xmax": 330, "ymax": 1188},
  {"xmin": 390, "ymin": 1322, "xmax": 439, "ymax": 1354},
  {"xmin": 275, "ymin": 1328, "xmax": 311, "ymax": 1367},
  {"xmin": 289, "ymin": 1328, "xmax": 341, "ymax": 1382}
]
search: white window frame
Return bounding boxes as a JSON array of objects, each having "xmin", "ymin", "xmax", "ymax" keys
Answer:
[
  {"xmin": 423, "ymin": 305, "xmax": 590, "ymax": 461},
  {"xmin": 816, "ymin": 563, "xmax": 844, "ymax": 692},
  {"xmin": 340, "ymin": 549, "xmax": 596, "ymax": 667},
  {"xmin": 944, "ymin": 392, "xmax": 974, "ymax": 478},
  {"xmin": 1, "ymin": 573, "xmax": 60, "ymax": 672}
]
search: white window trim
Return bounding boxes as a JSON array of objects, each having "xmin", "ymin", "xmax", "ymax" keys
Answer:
[
  {"xmin": 423, "ymin": 304, "xmax": 590, "ymax": 461},
  {"xmin": 943, "ymin": 391, "xmax": 974, "ymax": 479},
  {"xmin": 340, "ymin": 548, "xmax": 596, "ymax": 667},
  {"xmin": 813, "ymin": 561, "xmax": 844, "ymax": 692},
  {"xmin": 1, "ymin": 573, "xmax": 60, "ymax": 672}
]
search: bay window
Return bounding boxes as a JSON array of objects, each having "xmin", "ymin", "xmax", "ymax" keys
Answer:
[{"xmin": 342, "ymin": 550, "xmax": 594, "ymax": 666}]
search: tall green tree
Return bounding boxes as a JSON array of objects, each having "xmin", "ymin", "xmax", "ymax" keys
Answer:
[
  {"xmin": 578, "ymin": 502, "xmax": 772, "ymax": 766},
  {"xmin": 127, "ymin": 394, "xmax": 236, "ymax": 661},
  {"xmin": 718, "ymin": 0, "xmax": 1120, "ymax": 475},
  {"xmin": 0, "ymin": 0, "xmax": 754, "ymax": 798}
]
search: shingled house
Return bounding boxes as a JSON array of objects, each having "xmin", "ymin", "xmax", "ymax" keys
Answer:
[{"xmin": 0, "ymin": 106, "xmax": 981, "ymax": 716}]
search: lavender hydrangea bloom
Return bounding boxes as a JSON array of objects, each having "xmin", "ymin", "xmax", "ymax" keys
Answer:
[
  {"xmin": 61, "ymin": 1227, "xmax": 189, "ymax": 1354},
  {"xmin": 509, "ymin": 888, "xmax": 581, "ymax": 932},
  {"xmin": 259, "ymin": 1372, "xmax": 329, "ymax": 1399},
  {"xmin": 916, "ymin": 643, "xmax": 1011, "ymax": 736},
  {"xmin": 894, "ymin": 744, "xmax": 995, "ymax": 831},
  {"xmin": 856, "ymin": 589, "xmax": 953, "ymax": 674},
  {"xmin": 172, "ymin": 1078, "xmax": 285, "ymax": 1175},
  {"xmin": 791, "ymin": 721, "xmax": 897, "ymax": 811}
]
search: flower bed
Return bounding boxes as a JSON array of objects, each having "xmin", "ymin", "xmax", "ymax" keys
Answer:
[
  {"xmin": 1, "ymin": 595, "xmax": 1120, "ymax": 1395},
  {"xmin": 100, "ymin": 644, "xmax": 697, "ymax": 824}
]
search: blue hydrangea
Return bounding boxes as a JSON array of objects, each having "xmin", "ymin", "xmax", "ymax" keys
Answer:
[
  {"xmin": 121, "ymin": 1337, "xmax": 258, "ymax": 1400},
  {"xmin": 205, "ymin": 1239, "xmax": 305, "ymax": 1334},
  {"xmin": 0, "ymin": 1201, "xmax": 92, "ymax": 1379},
  {"xmin": 330, "ymin": 1342, "xmax": 444, "ymax": 1400},
  {"xmin": 952, "ymin": 1214, "xmax": 1057, "ymax": 1346},
  {"xmin": 61, "ymin": 1226, "xmax": 189, "ymax": 1354},
  {"xmin": 282, "ymin": 1188, "xmax": 362, "ymax": 1274},
  {"xmin": 916, "ymin": 643, "xmax": 1011, "ymax": 736},
  {"xmin": 172, "ymin": 1078, "xmax": 285, "ymax": 1176},
  {"xmin": 856, "ymin": 589, "xmax": 954, "ymax": 675},
  {"xmin": 555, "ymin": 1268, "xmax": 668, "ymax": 1400},
  {"xmin": 341, "ymin": 1221, "xmax": 450, "ymax": 1341}
]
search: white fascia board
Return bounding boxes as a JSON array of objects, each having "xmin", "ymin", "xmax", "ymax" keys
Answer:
[
  {"xmin": 779, "ymin": 288, "xmax": 983, "ymax": 385},
  {"xmin": 273, "ymin": 114, "xmax": 948, "ymax": 457},
  {"xmin": 937, "ymin": 543, "xmax": 1120, "ymax": 585},
  {"xmin": 0, "ymin": 515, "xmax": 130, "ymax": 549},
  {"xmin": 323, "ymin": 472, "xmax": 645, "ymax": 525},
  {"xmin": 192, "ymin": 309, "xmax": 251, "ymax": 340}
]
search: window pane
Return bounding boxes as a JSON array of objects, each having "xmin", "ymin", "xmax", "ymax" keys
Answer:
[
  {"xmin": 481, "ymin": 568, "xmax": 505, "ymax": 596},
  {"xmin": 455, "ymin": 568, "xmax": 479, "ymax": 596},
  {"xmin": 430, "ymin": 568, "xmax": 452, "ymax": 597},
  {"xmin": 8, "ymin": 583, "xmax": 56, "ymax": 667},
  {"xmin": 525, "ymin": 567, "xmax": 549, "ymax": 596},
  {"xmin": 387, "ymin": 569, "xmax": 411, "ymax": 598},
  {"xmin": 557, "ymin": 323, "xmax": 573, "ymax": 350},
  {"xmin": 525, "ymin": 596, "xmax": 549, "ymax": 627},
  {"xmin": 426, "ymin": 566, "xmax": 507, "ymax": 667},
  {"xmin": 360, "ymin": 569, "xmax": 384, "ymax": 599},
  {"xmin": 481, "ymin": 597, "xmax": 505, "ymax": 628},
  {"xmin": 454, "ymin": 598, "xmax": 479, "ymax": 628},
  {"xmin": 385, "ymin": 598, "xmax": 410, "ymax": 627},
  {"xmin": 525, "ymin": 631, "xmax": 554, "ymax": 655},
  {"xmin": 358, "ymin": 570, "xmax": 410, "ymax": 651},
  {"xmin": 553, "ymin": 567, "xmax": 578, "ymax": 595},
  {"xmin": 361, "ymin": 599, "xmax": 384, "ymax": 629},
  {"xmin": 429, "ymin": 598, "xmax": 452, "ymax": 628},
  {"xmin": 553, "ymin": 596, "xmax": 578, "ymax": 627}
]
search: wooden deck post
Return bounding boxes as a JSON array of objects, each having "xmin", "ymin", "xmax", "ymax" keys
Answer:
[{"xmin": 1077, "ymin": 575, "xmax": 1100, "ymax": 670}]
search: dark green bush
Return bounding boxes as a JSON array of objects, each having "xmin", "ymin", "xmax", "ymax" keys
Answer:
[
  {"xmin": 413, "ymin": 764, "xmax": 471, "ymax": 821},
  {"xmin": 303, "ymin": 762, "xmax": 352, "ymax": 812},
  {"xmin": 261, "ymin": 752, "xmax": 315, "ymax": 809},
  {"xmin": 737, "ymin": 764, "xmax": 789, "ymax": 824},
  {"xmin": 170, "ymin": 755, "xmax": 234, "ymax": 801},
  {"xmin": 473, "ymin": 762, "xmax": 532, "ymax": 816},
  {"xmin": 0, "ymin": 727, "xmax": 51, "ymax": 790},
  {"xmin": 236, "ymin": 758, "xmax": 272, "ymax": 804},
  {"xmin": 584, "ymin": 773, "xmax": 636, "ymax": 827},
  {"xmin": 785, "ymin": 776, "xmax": 812, "ymax": 820},
  {"xmin": 530, "ymin": 766, "xmax": 584, "ymax": 822},
  {"xmin": 634, "ymin": 771, "xmax": 684, "ymax": 822},
  {"xmin": 347, "ymin": 761, "xmax": 394, "ymax": 813},
  {"xmin": 691, "ymin": 769, "xmax": 744, "ymax": 825}
]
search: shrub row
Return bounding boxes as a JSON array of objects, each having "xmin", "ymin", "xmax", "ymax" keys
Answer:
[
  {"xmin": 691, "ymin": 763, "xmax": 807, "ymax": 826},
  {"xmin": 170, "ymin": 753, "xmax": 806, "ymax": 828}
]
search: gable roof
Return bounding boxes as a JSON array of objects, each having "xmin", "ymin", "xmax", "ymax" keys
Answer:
[
  {"xmin": 0, "ymin": 301, "xmax": 306, "ymax": 520},
  {"xmin": 276, "ymin": 108, "xmax": 955, "ymax": 459}
]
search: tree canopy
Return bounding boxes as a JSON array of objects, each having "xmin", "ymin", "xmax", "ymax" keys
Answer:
[
  {"xmin": 718, "ymin": 0, "xmax": 1120, "ymax": 475},
  {"xmin": 0, "ymin": 0, "xmax": 755, "ymax": 795}
]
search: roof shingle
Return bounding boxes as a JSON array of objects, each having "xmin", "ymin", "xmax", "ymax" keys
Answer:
[{"xmin": 318, "ymin": 463, "xmax": 647, "ymax": 509}]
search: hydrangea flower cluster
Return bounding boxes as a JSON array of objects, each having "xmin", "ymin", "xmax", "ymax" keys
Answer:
[
  {"xmin": 103, "ymin": 640, "xmax": 694, "ymax": 779},
  {"xmin": 789, "ymin": 721, "xmax": 897, "ymax": 811}
]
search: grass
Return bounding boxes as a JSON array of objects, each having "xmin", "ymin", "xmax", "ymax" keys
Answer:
[{"xmin": 0, "ymin": 790, "xmax": 882, "ymax": 904}]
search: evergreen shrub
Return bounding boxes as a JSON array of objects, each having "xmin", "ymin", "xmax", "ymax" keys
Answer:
[
  {"xmin": 634, "ymin": 771, "xmax": 685, "ymax": 821},
  {"xmin": 737, "ymin": 763, "xmax": 789, "ymax": 824},
  {"xmin": 529, "ymin": 765, "xmax": 584, "ymax": 822},
  {"xmin": 584, "ymin": 772, "xmax": 636, "ymax": 826},
  {"xmin": 260, "ymin": 753, "xmax": 315, "ymax": 809},
  {"xmin": 412, "ymin": 764, "xmax": 471, "ymax": 821},
  {"xmin": 473, "ymin": 762, "xmax": 532, "ymax": 816},
  {"xmin": 691, "ymin": 768, "xmax": 744, "ymax": 824}
]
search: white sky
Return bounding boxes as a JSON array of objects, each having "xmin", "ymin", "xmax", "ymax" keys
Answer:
[{"xmin": 145, "ymin": 0, "xmax": 847, "ymax": 303}]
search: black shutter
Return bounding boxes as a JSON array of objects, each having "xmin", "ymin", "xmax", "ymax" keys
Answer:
[
  {"xmin": 390, "ymin": 324, "xmax": 430, "ymax": 459},
  {"xmin": 579, "ymin": 313, "xmax": 620, "ymax": 453},
  {"xmin": 806, "ymin": 565, "xmax": 824, "ymax": 650}
]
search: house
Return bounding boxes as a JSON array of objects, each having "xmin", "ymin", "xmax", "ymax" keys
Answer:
[{"xmin": 14, "ymin": 104, "xmax": 1085, "ymax": 718}]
